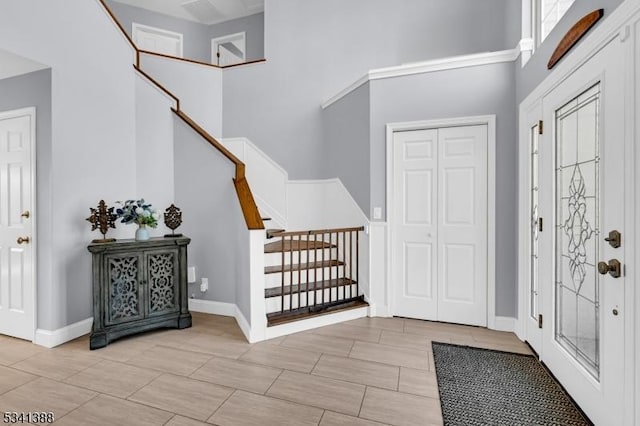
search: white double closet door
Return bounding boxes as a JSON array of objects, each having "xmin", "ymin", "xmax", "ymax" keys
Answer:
[{"xmin": 391, "ymin": 125, "xmax": 488, "ymax": 326}]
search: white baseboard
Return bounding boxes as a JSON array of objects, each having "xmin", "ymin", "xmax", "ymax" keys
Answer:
[
  {"xmin": 188, "ymin": 298, "xmax": 256, "ymax": 343},
  {"xmin": 188, "ymin": 298, "xmax": 236, "ymax": 317},
  {"xmin": 491, "ymin": 316, "xmax": 517, "ymax": 333},
  {"xmin": 34, "ymin": 318, "xmax": 94, "ymax": 348},
  {"xmin": 234, "ymin": 306, "xmax": 255, "ymax": 343},
  {"xmin": 367, "ymin": 304, "xmax": 391, "ymax": 318}
]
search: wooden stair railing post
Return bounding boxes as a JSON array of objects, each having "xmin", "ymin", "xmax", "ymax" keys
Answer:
[
  {"xmin": 280, "ymin": 237, "xmax": 285, "ymax": 314},
  {"xmin": 356, "ymin": 231, "xmax": 360, "ymax": 297},
  {"xmin": 289, "ymin": 234, "xmax": 294, "ymax": 312},
  {"xmin": 313, "ymin": 233, "xmax": 318, "ymax": 307},
  {"xmin": 321, "ymin": 232, "xmax": 326, "ymax": 305},
  {"xmin": 349, "ymin": 230, "xmax": 353, "ymax": 299},
  {"xmin": 306, "ymin": 234, "xmax": 310, "ymax": 306},
  {"xmin": 297, "ymin": 234, "xmax": 302, "ymax": 310}
]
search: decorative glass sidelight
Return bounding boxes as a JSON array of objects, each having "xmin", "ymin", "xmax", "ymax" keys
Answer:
[
  {"xmin": 555, "ymin": 83, "xmax": 600, "ymax": 379},
  {"xmin": 530, "ymin": 123, "xmax": 540, "ymax": 321}
]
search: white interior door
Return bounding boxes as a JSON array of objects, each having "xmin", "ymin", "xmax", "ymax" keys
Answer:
[
  {"xmin": 392, "ymin": 125, "xmax": 488, "ymax": 326},
  {"xmin": 436, "ymin": 126, "xmax": 487, "ymax": 326},
  {"xmin": 0, "ymin": 107, "xmax": 35, "ymax": 341},
  {"xmin": 133, "ymin": 23, "xmax": 183, "ymax": 58},
  {"xmin": 212, "ymin": 32, "xmax": 246, "ymax": 66},
  {"xmin": 539, "ymin": 37, "xmax": 625, "ymax": 426},
  {"xmin": 392, "ymin": 129, "xmax": 439, "ymax": 320}
]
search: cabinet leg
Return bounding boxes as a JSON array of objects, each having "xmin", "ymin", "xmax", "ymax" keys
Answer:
[
  {"xmin": 90, "ymin": 332, "xmax": 108, "ymax": 350},
  {"xmin": 178, "ymin": 313, "xmax": 192, "ymax": 329}
]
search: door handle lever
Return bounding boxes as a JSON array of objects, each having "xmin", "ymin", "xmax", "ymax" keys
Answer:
[{"xmin": 17, "ymin": 236, "xmax": 30, "ymax": 245}]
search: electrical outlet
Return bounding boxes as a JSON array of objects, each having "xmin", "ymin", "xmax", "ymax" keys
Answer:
[{"xmin": 200, "ymin": 278, "xmax": 209, "ymax": 292}]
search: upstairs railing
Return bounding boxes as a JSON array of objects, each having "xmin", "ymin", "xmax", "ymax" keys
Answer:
[
  {"xmin": 96, "ymin": 0, "xmax": 264, "ymax": 230},
  {"xmin": 267, "ymin": 226, "xmax": 364, "ymax": 321}
]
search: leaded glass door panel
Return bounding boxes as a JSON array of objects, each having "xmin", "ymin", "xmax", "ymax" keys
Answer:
[
  {"xmin": 522, "ymin": 102, "xmax": 544, "ymax": 355},
  {"xmin": 538, "ymin": 37, "xmax": 625, "ymax": 426}
]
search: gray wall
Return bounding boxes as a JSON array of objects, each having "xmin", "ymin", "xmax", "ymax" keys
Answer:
[
  {"xmin": 504, "ymin": 0, "xmax": 522, "ymax": 49},
  {"xmin": 105, "ymin": 1, "xmax": 264, "ymax": 63},
  {"xmin": 369, "ymin": 63, "xmax": 518, "ymax": 317},
  {"xmin": 0, "ymin": 69, "xmax": 53, "ymax": 329},
  {"xmin": 322, "ymin": 82, "xmax": 371, "ymax": 214},
  {"xmin": 224, "ymin": 0, "xmax": 516, "ymax": 180},
  {"xmin": 209, "ymin": 13, "xmax": 264, "ymax": 62},
  {"xmin": 173, "ymin": 116, "xmax": 249, "ymax": 306},
  {"xmin": 516, "ymin": 0, "xmax": 624, "ymax": 103}
]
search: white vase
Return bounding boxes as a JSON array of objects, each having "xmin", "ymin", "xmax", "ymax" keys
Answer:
[{"xmin": 135, "ymin": 224, "xmax": 150, "ymax": 241}]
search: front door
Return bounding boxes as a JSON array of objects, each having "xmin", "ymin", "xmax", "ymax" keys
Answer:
[
  {"xmin": 539, "ymin": 36, "xmax": 625, "ymax": 425},
  {"xmin": 0, "ymin": 107, "xmax": 35, "ymax": 341},
  {"xmin": 392, "ymin": 124, "xmax": 488, "ymax": 326}
]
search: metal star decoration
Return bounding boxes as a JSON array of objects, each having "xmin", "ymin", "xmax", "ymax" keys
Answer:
[
  {"xmin": 164, "ymin": 204, "xmax": 183, "ymax": 237},
  {"xmin": 86, "ymin": 200, "xmax": 117, "ymax": 243}
]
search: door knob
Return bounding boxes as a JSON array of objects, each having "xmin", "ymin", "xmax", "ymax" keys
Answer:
[
  {"xmin": 21, "ymin": 210, "xmax": 30, "ymax": 219},
  {"xmin": 17, "ymin": 236, "xmax": 30, "ymax": 245},
  {"xmin": 597, "ymin": 259, "xmax": 621, "ymax": 278}
]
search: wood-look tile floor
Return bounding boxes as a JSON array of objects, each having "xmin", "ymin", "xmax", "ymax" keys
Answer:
[{"xmin": 0, "ymin": 313, "xmax": 532, "ymax": 425}]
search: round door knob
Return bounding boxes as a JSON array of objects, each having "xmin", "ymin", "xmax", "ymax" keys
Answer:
[
  {"xmin": 17, "ymin": 236, "xmax": 30, "ymax": 245},
  {"xmin": 597, "ymin": 261, "xmax": 609, "ymax": 275},
  {"xmin": 598, "ymin": 259, "xmax": 621, "ymax": 278}
]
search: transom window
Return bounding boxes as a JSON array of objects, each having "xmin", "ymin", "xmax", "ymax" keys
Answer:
[{"xmin": 534, "ymin": 0, "xmax": 576, "ymax": 46}]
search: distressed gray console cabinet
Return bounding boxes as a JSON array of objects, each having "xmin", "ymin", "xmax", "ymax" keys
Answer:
[{"xmin": 88, "ymin": 237, "xmax": 192, "ymax": 349}]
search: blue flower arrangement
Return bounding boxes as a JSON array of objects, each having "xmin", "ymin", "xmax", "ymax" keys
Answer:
[{"xmin": 115, "ymin": 199, "xmax": 160, "ymax": 228}]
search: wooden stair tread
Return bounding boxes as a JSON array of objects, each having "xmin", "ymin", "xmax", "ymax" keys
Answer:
[
  {"xmin": 267, "ymin": 297, "xmax": 368, "ymax": 327},
  {"xmin": 265, "ymin": 277, "xmax": 356, "ymax": 298},
  {"xmin": 264, "ymin": 259, "xmax": 343, "ymax": 274},
  {"xmin": 264, "ymin": 239, "xmax": 335, "ymax": 253}
]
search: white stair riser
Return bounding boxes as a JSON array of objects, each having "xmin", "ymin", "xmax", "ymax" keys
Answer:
[
  {"xmin": 265, "ymin": 266, "xmax": 348, "ymax": 288},
  {"xmin": 263, "ymin": 248, "xmax": 340, "ymax": 267},
  {"xmin": 265, "ymin": 285, "xmax": 359, "ymax": 313}
]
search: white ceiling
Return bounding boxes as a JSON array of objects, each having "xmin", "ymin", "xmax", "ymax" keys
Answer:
[
  {"xmin": 111, "ymin": 0, "xmax": 264, "ymax": 25},
  {"xmin": 0, "ymin": 49, "xmax": 48, "ymax": 81}
]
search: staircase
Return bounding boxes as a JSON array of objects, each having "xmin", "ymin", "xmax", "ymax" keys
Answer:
[{"xmin": 262, "ymin": 225, "xmax": 368, "ymax": 326}]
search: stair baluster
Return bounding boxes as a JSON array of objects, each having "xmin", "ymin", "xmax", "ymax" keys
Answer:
[{"xmin": 264, "ymin": 226, "xmax": 366, "ymax": 326}]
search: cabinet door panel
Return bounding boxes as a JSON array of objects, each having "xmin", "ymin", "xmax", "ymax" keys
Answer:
[
  {"xmin": 146, "ymin": 250, "xmax": 180, "ymax": 317},
  {"xmin": 104, "ymin": 253, "xmax": 144, "ymax": 326}
]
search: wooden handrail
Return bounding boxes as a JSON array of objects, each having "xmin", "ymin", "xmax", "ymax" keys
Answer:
[
  {"xmin": 139, "ymin": 49, "xmax": 267, "ymax": 70},
  {"xmin": 234, "ymin": 178, "xmax": 265, "ymax": 230},
  {"xmin": 221, "ymin": 58, "xmax": 267, "ymax": 69},
  {"xmin": 97, "ymin": 0, "xmax": 138, "ymax": 64},
  {"xmin": 96, "ymin": 0, "xmax": 265, "ymax": 230},
  {"xmin": 140, "ymin": 50, "xmax": 222, "ymax": 69},
  {"xmin": 172, "ymin": 109, "xmax": 244, "ymax": 180},
  {"xmin": 173, "ymin": 108, "xmax": 264, "ymax": 230},
  {"xmin": 134, "ymin": 65, "xmax": 179, "ymax": 110},
  {"xmin": 271, "ymin": 226, "xmax": 365, "ymax": 237}
]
